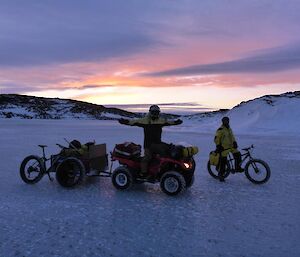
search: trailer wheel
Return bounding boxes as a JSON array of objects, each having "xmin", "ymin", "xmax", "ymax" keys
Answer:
[{"xmin": 56, "ymin": 158, "xmax": 84, "ymax": 187}]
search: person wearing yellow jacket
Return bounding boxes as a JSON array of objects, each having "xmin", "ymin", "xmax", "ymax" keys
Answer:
[
  {"xmin": 119, "ymin": 105, "xmax": 182, "ymax": 175},
  {"xmin": 214, "ymin": 116, "xmax": 242, "ymax": 182}
]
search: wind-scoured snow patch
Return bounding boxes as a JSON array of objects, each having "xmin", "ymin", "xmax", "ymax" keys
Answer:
[{"xmin": 168, "ymin": 91, "xmax": 300, "ymax": 136}]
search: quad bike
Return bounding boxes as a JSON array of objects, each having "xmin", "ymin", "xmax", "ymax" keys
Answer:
[
  {"xmin": 20, "ymin": 139, "xmax": 109, "ymax": 188},
  {"xmin": 20, "ymin": 140, "xmax": 198, "ymax": 196},
  {"xmin": 207, "ymin": 145, "xmax": 271, "ymax": 184},
  {"xmin": 110, "ymin": 142, "xmax": 198, "ymax": 196}
]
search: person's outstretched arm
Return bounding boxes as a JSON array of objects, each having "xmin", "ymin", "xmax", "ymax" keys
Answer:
[
  {"xmin": 118, "ymin": 118, "xmax": 131, "ymax": 126},
  {"xmin": 163, "ymin": 118, "xmax": 183, "ymax": 126},
  {"xmin": 118, "ymin": 117, "xmax": 148, "ymax": 127}
]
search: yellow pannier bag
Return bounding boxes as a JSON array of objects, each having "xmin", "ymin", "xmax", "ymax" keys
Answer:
[
  {"xmin": 182, "ymin": 146, "xmax": 199, "ymax": 158},
  {"xmin": 209, "ymin": 151, "xmax": 220, "ymax": 166}
]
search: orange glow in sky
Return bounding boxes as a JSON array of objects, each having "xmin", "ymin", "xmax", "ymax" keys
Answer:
[{"xmin": 1, "ymin": 1, "xmax": 300, "ymax": 112}]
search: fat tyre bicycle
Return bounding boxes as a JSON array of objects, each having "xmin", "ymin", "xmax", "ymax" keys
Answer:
[{"xmin": 207, "ymin": 145, "xmax": 271, "ymax": 184}]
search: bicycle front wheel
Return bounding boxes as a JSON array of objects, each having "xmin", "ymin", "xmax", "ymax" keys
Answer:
[
  {"xmin": 20, "ymin": 155, "xmax": 44, "ymax": 184},
  {"xmin": 245, "ymin": 159, "xmax": 271, "ymax": 184}
]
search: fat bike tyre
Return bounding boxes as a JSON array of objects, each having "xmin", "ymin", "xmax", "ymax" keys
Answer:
[
  {"xmin": 56, "ymin": 158, "xmax": 84, "ymax": 187},
  {"xmin": 245, "ymin": 159, "xmax": 271, "ymax": 184},
  {"xmin": 160, "ymin": 171, "xmax": 186, "ymax": 196},
  {"xmin": 111, "ymin": 166, "xmax": 133, "ymax": 190},
  {"xmin": 207, "ymin": 160, "xmax": 230, "ymax": 179},
  {"xmin": 20, "ymin": 155, "xmax": 44, "ymax": 184}
]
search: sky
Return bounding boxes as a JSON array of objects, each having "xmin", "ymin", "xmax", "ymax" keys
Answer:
[{"xmin": 0, "ymin": 0, "xmax": 300, "ymax": 113}]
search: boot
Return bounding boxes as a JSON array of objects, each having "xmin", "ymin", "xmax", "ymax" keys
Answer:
[{"xmin": 234, "ymin": 153, "xmax": 243, "ymax": 172}]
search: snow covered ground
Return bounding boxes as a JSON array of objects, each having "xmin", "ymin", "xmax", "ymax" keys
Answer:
[
  {"xmin": 0, "ymin": 119, "xmax": 299, "ymax": 257},
  {"xmin": 180, "ymin": 92, "xmax": 300, "ymax": 136}
]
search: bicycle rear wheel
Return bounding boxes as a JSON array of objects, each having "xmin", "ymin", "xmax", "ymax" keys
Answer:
[
  {"xmin": 20, "ymin": 155, "xmax": 44, "ymax": 184},
  {"xmin": 207, "ymin": 161, "xmax": 230, "ymax": 179},
  {"xmin": 245, "ymin": 159, "xmax": 271, "ymax": 184}
]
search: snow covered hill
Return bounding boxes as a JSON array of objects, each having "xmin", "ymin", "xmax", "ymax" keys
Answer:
[
  {"xmin": 1, "ymin": 91, "xmax": 299, "ymax": 134},
  {"xmin": 0, "ymin": 94, "xmax": 140, "ymax": 120},
  {"xmin": 181, "ymin": 91, "xmax": 300, "ymax": 135}
]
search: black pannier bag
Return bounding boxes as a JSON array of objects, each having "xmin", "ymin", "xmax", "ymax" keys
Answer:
[{"xmin": 113, "ymin": 142, "xmax": 142, "ymax": 158}]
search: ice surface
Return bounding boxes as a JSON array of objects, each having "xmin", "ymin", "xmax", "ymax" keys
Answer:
[{"xmin": 0, "ymin": 119, "xmax": 299, "ymax": 257}]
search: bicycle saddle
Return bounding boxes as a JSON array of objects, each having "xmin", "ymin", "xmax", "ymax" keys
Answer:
[{"xmin": 38, "ymin": 145, "xmax": 48, "ymax": 148}]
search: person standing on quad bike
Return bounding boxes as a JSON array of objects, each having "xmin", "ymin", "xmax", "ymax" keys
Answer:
[
  {"xmin": 118, "ymin": 105, "xmax": 182, "ymax": 175},
  {"xmin": 215, "ymin": 116, "xmax": 242, "ymax": 182}
]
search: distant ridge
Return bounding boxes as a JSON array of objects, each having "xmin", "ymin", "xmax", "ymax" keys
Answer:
[
  {"xmin": 0, "ymin": 94, "xmax": 140, "ymax": 120},
  {"xmin": 0, "ymin": 92, "xmax": 299, "ymax": 131},
  {"xmin": 0, "ymin": 94, "xmax": 178, "ymax": 120}
]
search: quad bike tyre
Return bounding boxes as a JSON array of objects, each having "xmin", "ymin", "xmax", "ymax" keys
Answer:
[
  {"xmin": 56, "ymin": 158, "xmax": 84, "ymax": 187},
  {"xmin": 20, "ymin": 155, "xmax": 44, "ymax": 184},
  {"xmin": 185, "ymin": 175, "xmax": 194, "ymax": 188},
  {"xmin": 160, "ymin": 171, "xmax": 186, "ymax": 196},
  {"xmin": 112, "ymin": 166, "xmax": 134, "ymax": 190}
]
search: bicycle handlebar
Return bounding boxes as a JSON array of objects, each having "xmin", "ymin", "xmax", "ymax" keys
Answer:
[
  {"xmin": 56, "ymin": 143, "xmax": 66, "ymax": 149},
  {"xmin": 242, "ymin": 144, "xmax": 254, "ymax": 151}
]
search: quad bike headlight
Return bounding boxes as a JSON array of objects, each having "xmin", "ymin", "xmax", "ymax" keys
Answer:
[
  {"xmin": 183, "ymin": 162, "xmax": 193, "ymax": 170},
  {"xmin": 183, "ymin": 162, "xmax": 190, "ymax": 169}
]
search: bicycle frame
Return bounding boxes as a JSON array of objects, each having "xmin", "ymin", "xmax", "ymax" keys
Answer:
[
  {"xmin": 38, "ymin": 148, "xmax": 62, "ymax": 181},
  {"xmin": 226, "ymin": 150, "xmax": 253, "ymax": 171}
]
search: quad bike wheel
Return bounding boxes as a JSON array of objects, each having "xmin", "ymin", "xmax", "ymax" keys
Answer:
[
  {"xmin": 56, "ymin": 158, "xmax": 84, "ymax": 187},
  {"xmin": 185, "ymin": 175, "xmax": 194, "ymax": 188},
  {"xmin": 20, "ymin": 155, "xmax": 44, "ymax": 184},
  {"xmin": 111, "ymin": 166, "xmax": 134, "ymax": 190},
  {"xmin": 160, "ymin": 171, "xmax": 186, "ymax": 196}
]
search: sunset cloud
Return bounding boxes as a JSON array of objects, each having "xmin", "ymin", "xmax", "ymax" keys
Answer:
[
  {"xmin": 148, "ymin": 43, "xmax": 300, "ymax": 76},
  {"xmin": 0, "ymin": 0, "xmax": 300, "ymax": 109}
]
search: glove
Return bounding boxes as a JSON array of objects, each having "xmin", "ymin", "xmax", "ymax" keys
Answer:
[
  {"xmin": 118, "ymin": 118, "xmax": 129, "ymax": 125},
  {"xmin": 174, "ymin": 119, "xmax": 183, "ymax": 125},
  {"xmin": 216, "ymin": 145, "xmax": 224, "ymax": 153},
  {"xmin": 233, "ymin": 141, "xmax": 238, "ymax": 149}
]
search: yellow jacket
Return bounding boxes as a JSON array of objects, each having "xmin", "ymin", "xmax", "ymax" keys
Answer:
[
  {"xmin": 214, "ymin": 125, "xmax": 236, "ymax": 150},
  {"xmin": 127, "ymin": 115, "xmax": 178, "ymax": 126},
  {"xmin": 125, "ymin": 115, "xmax": 181, "ymax": 148}
]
